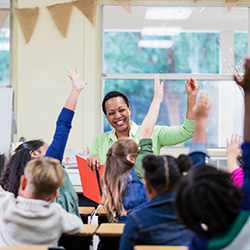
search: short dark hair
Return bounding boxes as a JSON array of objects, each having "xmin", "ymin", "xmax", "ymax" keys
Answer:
[
  {"xmin": 102, "ymin": 91, "xmax": 130, "ymax": 115},
  {"xmin": 174, "ymin": 164, "xmax": 241, "ymax": 236},
  {"xmin": 143, "ymin": 154, "xmax": 192, "ymax": 193}
]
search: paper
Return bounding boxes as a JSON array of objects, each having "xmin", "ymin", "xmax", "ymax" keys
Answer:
[
  {"xmin": 115, "ymin": 0, "xmax": 131, "ymax": 13},
  {"xmin": 47, "ymin": 2, "xmax": 74, "ymax": 38},
  {"xmin": 15, "ymin": 7, "xmax": 39, "ymax": 44},
  {"xmin": 76, "ymin": 155, "xmax": 104, "ymax": 204},
  {"xmin": 0, "ymin": 9, "xmax": 10, "ymax": 29},
  {"xmin": 74, "ymin": 0, "xmax": 98, "ymax": 27},
  {"xmin": 226, "ymin": 0, "xmax": 239, "ymax": 12}
]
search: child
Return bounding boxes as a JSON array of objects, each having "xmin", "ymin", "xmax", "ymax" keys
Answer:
[
  {"xmin": 175, "ymin": 59, "xmax": 250, "ymax": 249},
  {"xmin": 0, "ymin": 157, "xmax": 83, "ymax": 247},
  {"xmin": 101, "ymin": 74, "xmax": 164, "ymax": 222},
  {"xmin": 0, "ymin": 67, "xmax": 86, "ymax": 216},
  {"xmin": 119, "ymin": 153, "xmax": 192, "ymax": 250}
]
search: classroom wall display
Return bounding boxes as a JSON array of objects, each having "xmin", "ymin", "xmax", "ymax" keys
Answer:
[
  {"xmin": 115, "ymin": 0, "xmax": 131, "ymax": 13},
  {"xmin": 0, "ymin": 9, "xmax": 10, "ymax": 29},
  {"xmin": 15, "ymin": 7, "xmax": 39, "ymax": 44},
  {"xmin": 0, "ymin": 88, "xmax": 13, "ymax": 161},
  {"xmin": 14, "ymin": 0, "xmax": 240, "ymax": 44},
  {"xmin": 74, "ymin": 0, "xmax": 98, "ymax": 28},
  {"xmin": 47, "ymin": 2, "xmax": 74, "ymax": 38},
  {"xmin": 194, "ymin": 0, "xmax": 239, "ymax": 12}
]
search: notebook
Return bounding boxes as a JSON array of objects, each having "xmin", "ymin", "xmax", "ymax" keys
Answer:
[{"xmin": 76, "ymin": 155, "xmax": 104, "ymax": 204}]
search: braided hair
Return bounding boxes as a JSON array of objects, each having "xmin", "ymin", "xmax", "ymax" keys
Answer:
[{"xmin": 143, "ymin": 154, "xmax": 192, "ymax": 194}]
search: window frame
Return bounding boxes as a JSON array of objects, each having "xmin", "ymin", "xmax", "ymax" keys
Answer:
[{"xmin": 100, "ymin": 3, "xmax": 250, "ymax": 154}]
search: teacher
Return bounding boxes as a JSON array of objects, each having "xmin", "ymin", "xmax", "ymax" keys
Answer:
[{"xmin": 87, "ymin": 77, "xmax": 199, "ymax": 178}]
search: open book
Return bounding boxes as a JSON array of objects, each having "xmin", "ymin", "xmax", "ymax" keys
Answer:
[{"xmin": 76, "ymin": 155, "xmax": 104, "ymax": 204}]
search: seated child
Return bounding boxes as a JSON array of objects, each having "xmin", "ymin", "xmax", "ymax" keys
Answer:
[
  {"xmin": 175, "ymin": 63, "xmax": 250, "ymax": 249},
  {"xmin": 0, "ymin": 157, "xmax": 83, "ymax": 247},
  {"xmin": 101, "ymin": 74, "xmax": 164, "ymax": 222},
  {"xmin": 119, "ymin": 153, "xmax": 192, "ymax": 250},
  {"xmin": 0, "ymin": 67, "xmax": 86, "ymax": 216}
]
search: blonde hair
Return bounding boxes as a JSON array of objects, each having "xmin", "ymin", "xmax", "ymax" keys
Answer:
[
  {"xmin": 101, "ymin": 138, "xmax": 138, "ymax": 222},
  {"xmin": 24, "ymin": 157, "xmax": 65, "ymax": 200}
]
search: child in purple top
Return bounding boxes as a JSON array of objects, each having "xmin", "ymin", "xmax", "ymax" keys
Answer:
[{"xmin": 174, "ymin": 58, "xmax": 250, "ymax": 249}]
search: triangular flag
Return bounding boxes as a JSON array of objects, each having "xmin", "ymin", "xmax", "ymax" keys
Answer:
[
  {"xmin": 115, "ymin": 0, "xmax": 131, "ymax": 13},
  {"xmin": 74, "ymin": 0, "xmax": 97, "ymax": 27},
  {"xmin": 194, "ymin": 0, "xmax": 200, "ymax": 3},
  {"xmin": 0, "ymin": 9, "xmax": 11, "ymax": 29},
  {"xmin": 226, "ymin": 0, "xmax": 239, "ymax": 12},
  {"xmin": 47, "ymin": 2, "xmax": 74, "ymax": 38},
  {"xmin": 15, "ymin": 7, "xmax": 39, "ymax": 44}
]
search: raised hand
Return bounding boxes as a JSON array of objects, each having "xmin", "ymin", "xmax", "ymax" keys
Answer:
[
  {"xmin": 153, "ymin": 74, "xmax": 164, "ymax": 103},
  {"xmin": 192, "ymin": 91, "xmax": 213, "ymax": 120},
  {"xmin": 234, "ymin": 57, "xmax": 250, "ymax": 93},
  {"xmin": 67, "ymin": 67, "xmax": 87, "ymax": 92},
  {"xmin": 186, "ymin": 77, "xmax": 200, "ymax": 97},
  {"xmin": 226, "ymin": 134, "xmax": 241, "ymax": 159}
]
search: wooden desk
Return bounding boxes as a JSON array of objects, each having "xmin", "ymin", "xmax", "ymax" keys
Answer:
[
  {"xmin": 96, "ymin": 206, "xmax": 106, "ymax": 216},
  {"xmin": 0, "ymin": 246, "xmax": 47, "ymax": 250},
  {"xmin": 134, "ymin": 246, "xmax": 188, "ymax": 250},
  {"xmin": 59, "ymin": 225, "xmax": 99, "ymax": 250},
  {"xmin": 78, "ymin": 206, "xmax": 95, "ymax": 223},
  {"xmin": 96, "ymin": 223, "xmax": 125, "ymax": 237},
  {"xmin": 96, "ymin": 223, "xmax": 125, "ymax": 250},
  {"xmin": 96, "ymin": 206, "xmax": 108, "ymax": 224},
  {"xmin": 76, "ymin": 224, "xmax": 99, "ymax": 236}
]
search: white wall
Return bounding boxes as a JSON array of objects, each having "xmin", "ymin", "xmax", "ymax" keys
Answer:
[{"xmin": 14, "ymin": 0, "xmax": 101, "ymax": 150}]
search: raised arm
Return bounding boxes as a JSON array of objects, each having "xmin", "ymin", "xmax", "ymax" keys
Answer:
[
  {"xmin": 226, "ymin": 134, "xmax": 241, "ymax": 173},
  {"xmin": 185, "ymin": 77, "xmax": 200, "ymax": 121},
  {"xmin": 45, "ymin": 68, "xmax": 87, "ymax": 161},
  {"xmin": 234, "ymin": 57, "xmax": 250, "ymax": 209},
  {"xmin": 140, "ymin": 74, "xmax": 164, "ymax": 139},
  {"xmin": 189, "ymin": 91, "xmax": 212, "ymax": 167}
]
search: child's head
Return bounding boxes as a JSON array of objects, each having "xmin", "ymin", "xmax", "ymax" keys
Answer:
[
  {"xmin": 175, "ymin": 164, "xmax": 242, "ymax": 236},
  {"xmin": 102, "ymin": 138, "xmax": 138, "ymax": 221},
  {"xmin": 143, "ymin": 154, "xmax": 192, "ymax": 199},
  {"xmin": 0, "ymin": 139, "xmax": 48, "ymax": 197},
  {"xmin": 19, "ymin": 157, "xmax": 65, "ymax": 201}
]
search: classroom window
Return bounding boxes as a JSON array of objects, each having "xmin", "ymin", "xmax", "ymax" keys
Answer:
[
  {"xmin": 101, "ymin": 5, "xmax": 248, "ymax": 148},
  {"xmin": 0, "ymin": 0, "xmax": 11, "ymax": 86}
]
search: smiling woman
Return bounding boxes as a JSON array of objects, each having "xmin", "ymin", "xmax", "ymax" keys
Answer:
[{"xmin": 87, "ymin": 77, "xmax": 199, "ymax": 176}]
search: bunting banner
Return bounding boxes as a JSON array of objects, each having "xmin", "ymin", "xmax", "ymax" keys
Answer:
[
  {"xmin": 0, "ymin": 9, "xmax": 11, "ymax": 29},
  {"xmin": 115, "ymin": 0, "xmax": 131, "ymax": 13},
  {"xmin": 226, "ymin": 0, "xmax": 239, "ymax": 12},
  {"xmin": 74, "ymin": 0, "xmax": 98, "ymax": 27},
  {"xmin": 47, "ymin": 2, "xmax": 74, "ymax": 38},
  {"xmin": 15, "ymin": 7, "xmax": 39, "ymax": 44},
  {"xmin": 194, "ymin": 0, "xmax": 200, "ymax": 3}
]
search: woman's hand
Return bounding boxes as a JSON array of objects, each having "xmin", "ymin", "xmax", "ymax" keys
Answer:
[
  {"xmin": 87, "ymin": 155, "xmax": 100, "ymax": 172},
  {"xmin": 67, "ymin": 67, "xmax": 87, "ymax": 92}
]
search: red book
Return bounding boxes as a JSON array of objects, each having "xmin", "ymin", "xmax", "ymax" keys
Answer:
[{"xmin": 76, "ymin": 155, "xmax": 104, "ymax": 204}]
